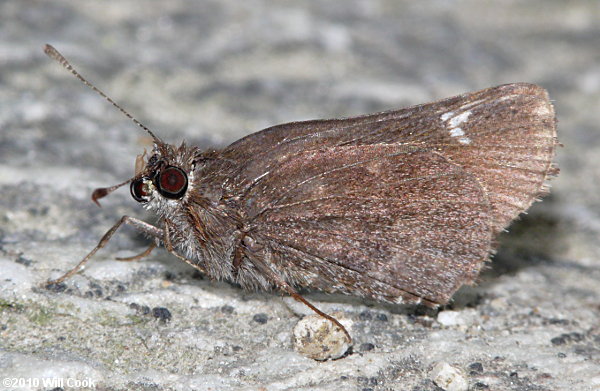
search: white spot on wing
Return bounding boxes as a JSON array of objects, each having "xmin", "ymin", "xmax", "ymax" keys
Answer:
[
  {"xmin": 449, "ymin": 127, "xmax": 465, "ymax": 137},
  {"xmin": 440, "ymin": 111, "xmax": 454, "ymax": 122},
  {"xmin": 441, "ymin": 110, "xmax": 472, "ymax": 145},
  {"xmin": 448, "ymin": 111, "xmax": 471, "ymax": 128}
]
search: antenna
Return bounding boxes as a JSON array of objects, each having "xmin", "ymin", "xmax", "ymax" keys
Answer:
[{"xmin": 44, "ymin": 44, "xmax": 162, "ymax": 144}]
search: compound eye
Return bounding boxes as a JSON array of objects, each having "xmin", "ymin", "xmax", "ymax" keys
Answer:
[
  {"xmin": 157, "ymin": 166, "xmax": 188, "ymax": 199},
  {"xmin": 130, "ymin": 178, "xmax": 150, "ymax": 202}
]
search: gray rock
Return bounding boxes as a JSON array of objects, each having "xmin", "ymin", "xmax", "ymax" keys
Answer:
[{"xmin": 1, "ymin": 1, "xmax": 599, "ymax": 390}]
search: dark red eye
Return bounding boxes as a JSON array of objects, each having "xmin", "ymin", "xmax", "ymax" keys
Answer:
[
  {"xmin": 157, "ymin": 166, "xmax": 188, "ymax": 199},
  {"xmin": 130, "ymin": 178, "xmax": 149, "ymax": 202}
]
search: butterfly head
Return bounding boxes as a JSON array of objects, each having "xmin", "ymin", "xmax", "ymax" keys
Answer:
[
  {"xmin": 130, "ymin": 146, "xmax": 189, "ymax": 205},
  {"xmin": 91, "ymin": 141, "xmax": 196, "ymax": 212}
]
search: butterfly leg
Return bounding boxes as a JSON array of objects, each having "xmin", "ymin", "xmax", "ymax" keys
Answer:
[
  {"xmin": 241, "ymin": 235, "xmax": 352, "ymax": 343},
  {"xmin": 116, "ymin": 242, "xmax": 157, "ymax": 262},
  {"xmin": 47, "ymin": 216, "xmax": 163, "ymax": 286}
]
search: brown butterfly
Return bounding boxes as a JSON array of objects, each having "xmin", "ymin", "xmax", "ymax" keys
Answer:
[{"xmin": 45, "ymin": 44, "xmax": 558, "ymax": 341}]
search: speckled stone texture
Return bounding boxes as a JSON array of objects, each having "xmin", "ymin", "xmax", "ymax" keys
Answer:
[{"xmin": 1, "ymin": 1, "xmax": 599, "ymax": 390}]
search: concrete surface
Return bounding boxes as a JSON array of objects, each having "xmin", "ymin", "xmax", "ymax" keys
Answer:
[{"xmin": 1, "ymin": 1, "xmax": 599, "ymax": 390}]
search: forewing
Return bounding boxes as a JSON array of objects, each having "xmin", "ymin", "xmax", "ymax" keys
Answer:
[
  {"xmin": 243, "ymin": 144, "xmax": 493, "ymax": 305},
  {"xmin": 224, "ymin": 83, "xmax": 557, "ymax": 234}
]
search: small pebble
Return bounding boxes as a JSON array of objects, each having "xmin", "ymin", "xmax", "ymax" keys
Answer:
[
  {"xmin": 15, "ymin": 255, "xmax": 32, "ymax": 266},
  {"xmin": 293, "ymin": 313, "xmax": 352, "ymax": 360},
  {"xmin": 152, "ymin": 307, "xmax": 172, "ymax": 322},
  {"xmin": 252, "ymin": 313, "xmax": 268, "ymax": 324},
  {"xmin": 375, "ymin": 313, "xmax": 388, "ymax": 322},
  {"xmin": 430, "ymin": 362, "xmax": 468, "ymax": 391},
  {"xmin": 359, "ymin": 342, "xmax": 375, "ymax": 352},
  {"xmin": 358, "ymin": 310, "xmax": 372, "ymax": 321},
  {"xmin": 221, "ymin": 305, "xmax": 235, "ymax": 314},
  {"xmin": 437, "ymin": 311, "xmax": 464, "ymax": 327},
  {"xmin": 46, "ymin": 282, "xmax": 66, "ymax": 293},
  {"xmin": 468, "ymin": 362, "xmax": 484, "ymax": 373}
]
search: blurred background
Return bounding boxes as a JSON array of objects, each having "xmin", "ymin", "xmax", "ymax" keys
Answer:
[{"xmin": 1, "ymin": 1, "xmax": 599, "ymax": 390}]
